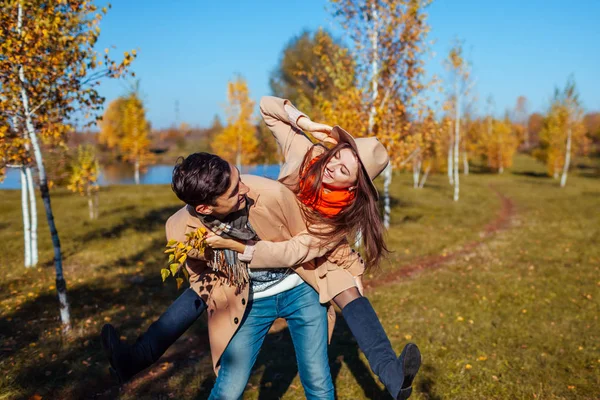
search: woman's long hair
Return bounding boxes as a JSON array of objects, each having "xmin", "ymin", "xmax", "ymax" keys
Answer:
[{"xmin": 281, "ymin": 142, "xmax": 390, "ymax": 270}]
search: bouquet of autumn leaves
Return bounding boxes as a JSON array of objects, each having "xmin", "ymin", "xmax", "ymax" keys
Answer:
[{"xmin": 162, "ymin": 227, "xmax": 208, "ymax": 289}]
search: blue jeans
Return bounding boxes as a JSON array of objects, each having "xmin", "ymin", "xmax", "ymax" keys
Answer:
[{"xmin": 209, "ymin": 282, "xmax": 334, "ymax": 400}]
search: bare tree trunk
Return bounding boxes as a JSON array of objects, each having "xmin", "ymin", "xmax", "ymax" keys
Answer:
[
  {"xmin": 25, "ymin": 166, "xmax": 38, "ymax": 265},
  {"xmin": 134, "ymin": 159, "xmax": 140, "ymax": 185},
  {"xmin": 553, "ymin": 160, "xmax": 559, "ymax": 179},
  {"xmin": 463, "ymin": 152, "xmax": 469, "ymax": 175},
  {"xmin": 383, "ymin": 163, "xmax": 392, "ymax": 229},
  {"xmin": 236, "ymin": 127, "xmax": 242, "ymax": 171},
  {"xmin": 453, "ymin": 84, "xmax": 460, "ymax": 202},
  {"xmin": 412, "ymin": 157, "xmax": 421, "ymax": 189},
  {"xmin": 560, "ymin": 128, "xmax": 572, "ymax": 188},
  {"xmin": 20, "ymin": 168, "xmax": 32, "ymax": 267},
  {"xmin": 447, "ymin": 124, "xmax": 454, "ymax": 185},
  {"xmin": 18, "ymin": 1, "xmax": 71, "ymax": 332},
  {"xmin": 94, "ymin": 190, "xmax": 99, "ymax": 219},
  {"xmin": 419, "ymin": 164, "xmax": 431, "ymax": 188},
  {"xmin": 87, "ymin": 186, "xmax": 94, "ymax": 219},
  {"xmin": 367, "ymin": 2, "xmax": 379, "ymax": 137}
]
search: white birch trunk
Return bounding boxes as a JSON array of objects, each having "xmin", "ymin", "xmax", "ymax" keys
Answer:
[
  {"xmin": 134, "ymin": 159, "xmax": 140, "ymax": 185},
  {"xmin": 87, "ymin": 186, "xmax": 94, "ymax": 219},
  {"xmin": 383, "ymin": 163, "xmax": 392, "ymax": 229},
  {"xmin": 17, "ymin": 1, "xmax": 71, "ymax": 332},
  {"xmin": 419, "ymin": 165, "xmax": 431, "ymax": 189},
  {"xmin": 447, "ymin": 124, "xmax": 454, "ymax": 185},
  {"xmin": 20, "ymin": 168, "xmax": 32, "ymax": 267},
  {"xmin": 236, "ymin": 126, "xmax": 242, "ymax": 172},
  {"xmin": 412, "ymin": 158, "xmax": 421, "ymax": 189},
  {"xmin": 463, "ymin": 152, "xmax": 469, "ymax": 175},
  {"xmin": 453, "ymin": 83, "xmax": 460, "ymax": 202},
  {"xmin": 560, "ymin": 127, "xmax": 572, "ymax": 188},
  {"xmin": 25, "ymin": 166, "xmax": 38, "ymax": 265},
  {"xmin": 367, "ymin": 2, "xmax": 379, "ymax": 136}
]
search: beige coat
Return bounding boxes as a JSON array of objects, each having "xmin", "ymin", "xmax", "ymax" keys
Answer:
[
  {"xmin": 166, "ymin": 176, "xmax": 362, "ymax": 372},
  {"xmin": 165, "ymin": 96, "xmax": 362, "ymax": 373}
]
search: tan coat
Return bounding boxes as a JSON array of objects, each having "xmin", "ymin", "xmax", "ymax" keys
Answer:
[
  {"xmin": 165, "ymin": 176, "xmax": 362, "ymax": 372},
  {"xmin": 165, "ymin": 96, "xmax": 362, "ymax": 373}
]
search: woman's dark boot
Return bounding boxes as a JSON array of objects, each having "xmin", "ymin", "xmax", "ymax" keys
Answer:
[
  {"xmin": 101, "ymin": 288, "xmax": 207, "ymax": 383},
  {"xmin": 342, "ymin": 296, "xmax": 421, "ymax": 399}
]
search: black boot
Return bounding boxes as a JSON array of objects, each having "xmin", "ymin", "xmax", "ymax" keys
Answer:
[
  {"xmin": 342, "ymin": 297, "xmax": 421, "ymax": 399},
  {"xmin": 101, "ymin": 288, "xmax": 207, "ymax": 383}
]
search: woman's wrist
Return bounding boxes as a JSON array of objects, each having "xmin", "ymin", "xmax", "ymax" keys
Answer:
[
  {"xmin": 284, "ymin": 102, "xmax": 308, "ymax": 130},
  {"xmin": 237, "ymin": 240, "xmax": 256, "ymax": 262}
]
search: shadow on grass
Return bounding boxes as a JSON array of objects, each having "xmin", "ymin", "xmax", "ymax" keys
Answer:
[
  {"xmin": 79, "ymin": 205, "xmax": 180, "ymax": 243},
  {"xmin": 511, "ymin": 170, "xmax": 548, "ymax": 178},
  {"xmin": 417, "ymin": 364, "xmax": 442, "ymax": 400},
  {"xmin": 2, "ymin": 290, "xmax": 393, "ymax": 399},
  {"xmin": 192, "ymin": 312, "xmax": 388, "ymax": 400}
]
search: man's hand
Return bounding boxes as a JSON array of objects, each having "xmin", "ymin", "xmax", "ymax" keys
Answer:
[{"xmin": 205, "ymin": 233, "xmax": 246, "ymax": 253}]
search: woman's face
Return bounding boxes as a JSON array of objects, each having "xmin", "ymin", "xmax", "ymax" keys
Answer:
[{"xmin": 322, "ymin": 148, "xmax": 359, "ymax": 189}]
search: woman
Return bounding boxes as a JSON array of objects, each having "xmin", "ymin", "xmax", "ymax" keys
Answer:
[{"xmin": 205, "ymin": 96, "xmax": 421, "ymax": 400}]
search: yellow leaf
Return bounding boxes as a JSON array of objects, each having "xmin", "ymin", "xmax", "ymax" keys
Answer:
[
  {"xmin": 166, "ymin": 239, "xmax": 178, "ymax": 247},
  {"xmin": 160, "ymin": 268, "xmax": 170, "ymax": 282},
  {"xmin": 178, "ymin": 254, "xmax": 187, "ymax": 263},
  {"xmin": 169, "ymin": 263, "xmax": 180, "ymax": 276},
  {"xmin": 176, "ymin": 278, "xmax": 184, "ymax": 290}
]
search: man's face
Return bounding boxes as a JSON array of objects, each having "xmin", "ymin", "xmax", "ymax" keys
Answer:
[{"xmin": 196, "ymin": 163, "xmax": 249, "ymax": 218}]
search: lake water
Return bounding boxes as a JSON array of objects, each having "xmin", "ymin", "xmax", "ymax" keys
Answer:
[{"xmin": 0, "ymin": 164, "xmax": 281, "ymax": 190}]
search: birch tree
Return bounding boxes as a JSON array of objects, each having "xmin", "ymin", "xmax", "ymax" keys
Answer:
[
  {"xmin": 444, "ymin": 40, "xmax": 471, "ymax": 201},
  {"xmin": 0, "ymin": 119, "xmax": 37, "ymax": 267},
  {"xmin": 67, "ymin": 145, "xmax": 100, "ymax": 219},
  {"xmin": 0, "ymin": 0, "xmax": 135, "ymax": 332},
  {"xmin": 120, "ymin": 86, "xmax": 152, "ymax": 184},
  {"xmin": 536, "ymin": 78, "xmax": 587, "ymax": 187},
  {"xmin": 331, "ymin": 0, "xmax": 434, "ymax": 227}
]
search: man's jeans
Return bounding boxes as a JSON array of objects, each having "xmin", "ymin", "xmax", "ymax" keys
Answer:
[{"xmin": 209, "ymin": 282, "xmax": 334, "ymax": 400}]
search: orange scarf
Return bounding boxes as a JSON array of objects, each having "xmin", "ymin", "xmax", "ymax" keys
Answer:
[{"xmin": 298, "ymin": 156, "xmax": 356, "ymax": 217}]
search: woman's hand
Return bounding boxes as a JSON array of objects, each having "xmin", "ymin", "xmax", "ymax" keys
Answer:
[
  {"xmin": 205, "ymin": 233, "xmax": 246, "ymax": 253},
  {"xmin": 297, "ymin": 117, "xmax": 337, "ymax": 145}
]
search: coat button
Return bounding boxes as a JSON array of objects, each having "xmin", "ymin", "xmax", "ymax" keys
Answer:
[
  {"xmin": 241, "ymin": 298, "xmax": 246, "ymax": 305},
  {"xmin": 234, "ymin": 317, "xmax": 239, "ymax": 324}
]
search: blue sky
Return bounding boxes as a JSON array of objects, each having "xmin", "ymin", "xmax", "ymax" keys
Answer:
[{"xmin": 94, "ymin": 0, "xmax": 600, "ymax": 129}]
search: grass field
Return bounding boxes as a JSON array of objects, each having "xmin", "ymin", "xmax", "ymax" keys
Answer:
[{"xmin": 0, "ymin": 155, "xmax": 598, "ymax": 399}]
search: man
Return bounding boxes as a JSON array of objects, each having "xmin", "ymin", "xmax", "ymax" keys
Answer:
[{"xmin": 102, "ymin": 152, "xmax": 364, "ymax": 399}]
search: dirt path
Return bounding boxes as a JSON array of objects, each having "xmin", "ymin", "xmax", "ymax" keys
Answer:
[{"xmin": 365, "ymin": 186, "xmax": 516, "ymax": 290}]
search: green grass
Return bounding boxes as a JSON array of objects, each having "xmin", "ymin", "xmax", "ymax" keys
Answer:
[{"xmin": 0, "ymin": 155, "xmax": 598, "ymax": 399}]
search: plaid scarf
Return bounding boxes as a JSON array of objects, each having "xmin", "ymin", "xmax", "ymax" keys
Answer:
[{"xmin": 191, "ymin": 203, "xmax": 258, "ymax": 292}]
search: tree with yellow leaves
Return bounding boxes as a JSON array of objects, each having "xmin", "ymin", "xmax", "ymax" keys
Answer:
[
  {"xmin": 331, "ymin": 0, "xmax": 434, "ymax": 227},
  {"xmin": 481, "ymin": 114, "xmax": 520, "ymax": 173},
  {"xmin": 120, "ymin": 86, "xmax": 152, "ymax": 184},
  {"xmin": 0, "ymin": 0, "xmax": 135, "ymax": 331},
  {"xmin": 98, "ymin": 97, "xmax": 126, "ymax": 152},
  {"xmin": 536, "ymin": 77, "xmax": 587, "ymax": 187},
  {"xmin": 212, "ymin": 76, "xmax": 259, "ymax": 169},
  {"xmin": 68, "ymin": 145, "xmax": 100, "ymax": 219}
]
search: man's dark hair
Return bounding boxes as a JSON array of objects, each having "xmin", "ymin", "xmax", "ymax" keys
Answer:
[{"xmin": 171, "ymin": 152, "xmax": 231, "ymax": 206}]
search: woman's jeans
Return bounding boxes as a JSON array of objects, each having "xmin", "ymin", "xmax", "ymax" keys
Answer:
[{"xmin": 209, "ymin": 282, "xmax": 334, "ymax": 400}]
